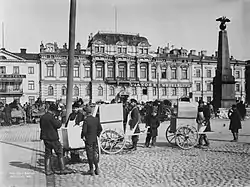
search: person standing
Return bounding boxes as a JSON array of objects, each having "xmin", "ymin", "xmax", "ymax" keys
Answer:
[
  {"xmin": 228, "ymin": 104, "xmax": 242, "ymax": 142},
  {"xmin": 3, "ymin": 104, "xmax": 12, "ymax": 126},
  {"xmin": 128, "ymin": 99, "xmax": 140, "ymax": 151},
  {"xmin": 144, "ymin": 110, "xmax": 160, "ymax": 147},
  {"xmin": 81, "ymin": 106, "xmax": 102, "ymax": 176},
  {"xmin": 40, "ymin": 103, "xmax": 70, "ymax": 175}
]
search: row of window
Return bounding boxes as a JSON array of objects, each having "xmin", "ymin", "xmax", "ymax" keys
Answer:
[
  {"xmin": 94, "ymin": 46, "xmax": 149, "ymax": 55},
  {"xmin": 195, "ymin": 83, "xmax": 242, "ymax": 92},
  {"xmin": 0, "ymin": 66, "xmax": 35, "ymax": 74},
  {"xmin": 195, "ymin": 69, "xmax": 242, "ymax": 78}
]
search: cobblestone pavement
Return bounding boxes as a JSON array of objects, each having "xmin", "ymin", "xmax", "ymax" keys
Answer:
[{"xmin": 53, "ymin": 119, "xmax": 250, "ymax": 187}]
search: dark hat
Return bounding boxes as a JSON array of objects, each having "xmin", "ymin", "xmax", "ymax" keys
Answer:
[
  {"xmin": 198, "ymin": 100, "xmax": 204, "ymax": 104},
  {"xmin": 48, "ymin": 103, "xmax": 58, "ymax": 112},
  {"xmin": 130, "ymin": 99, "xmax": 138, "ymax": 104}
]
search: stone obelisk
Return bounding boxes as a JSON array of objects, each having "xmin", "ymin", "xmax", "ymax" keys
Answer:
[{"xmin": 213, "ymin": 16, "xmax": 236, "ymax": 109}]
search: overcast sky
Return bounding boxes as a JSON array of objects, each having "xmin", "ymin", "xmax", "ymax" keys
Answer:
[{"xmin": 1, "ymin": 0, "xmax": 250, "ymax": 60}]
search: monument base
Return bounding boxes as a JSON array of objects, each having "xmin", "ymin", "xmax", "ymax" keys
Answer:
[
  {"xmin": 221, "ymin": 99, "xmax": 235, "ymax": 108},
  {"xmin": 218, "ymin": 108, "xmax": 230, "ymax": 119}
]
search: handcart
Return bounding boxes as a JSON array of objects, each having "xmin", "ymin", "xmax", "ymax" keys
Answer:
[{"xmin": 165, "ymin": 101, "xmax": 206, "ymax": 149}]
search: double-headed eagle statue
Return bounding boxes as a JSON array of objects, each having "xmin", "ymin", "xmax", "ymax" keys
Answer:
[{"xmin": 216, "ymin": 16, "xmax": 230, "ymax": 30}]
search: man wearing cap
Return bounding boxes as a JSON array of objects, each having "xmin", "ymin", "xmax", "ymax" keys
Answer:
[
  {"xmin": 81, "ymin": 106, "xmax": 102, "ymax": 176},
  {"xmin": 40, "ymin": 103, "xmax": 70, "ymax": 175},
  {"xmin": 128, "ymin": 99, "xmax": 140, "ymax": 151}
]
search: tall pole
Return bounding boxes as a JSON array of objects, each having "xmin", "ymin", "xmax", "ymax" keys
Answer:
[
  {"xmin": 200, "ymin": 54, "xmax": 204, "ymax": 101},
  {"xmin": 2, "ymin": 22, "xmax": 4, "ymax": 48},
  {"xmin": 66, "ymin": 0, "xmax": 76, "ymax": 122}
]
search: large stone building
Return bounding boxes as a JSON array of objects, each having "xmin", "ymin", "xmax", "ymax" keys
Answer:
[
  {"xmin": 39, "ymin": 31, "xmax": 246, "ymax": 104},
  {"xmin": 0, "ymin": 48, "xmax": 40, "ymax": 104}
]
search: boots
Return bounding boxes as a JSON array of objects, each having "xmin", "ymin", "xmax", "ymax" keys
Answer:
[
  {"xmin": 44, "ymin": 157, "xmax": 53, "ymax": 175},
  {"xmin": 231, "ymin": 133, "xmax": 237, "ymax": 142},
  {"xmin": 203, "ymin": 135, "xmax": 210, "ymax": 146},
  {"xmin": 235, "ymin": 133, "xmax": 238, "ymax": 142},
  {"xmin": 151, "ymin": 137, "xmax": 156, "ymax": 147},
  {"xmin": 57, "ymin": 156, "xmax": 71, "ymax": 175},
  {"xmin": 87, "ymin": 160, "xmax": 94, "ymax": 176}
]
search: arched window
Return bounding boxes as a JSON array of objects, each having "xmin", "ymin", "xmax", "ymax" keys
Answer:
[
  {"xmin": 109, "ymin": 86, "xmax": 115, "ymax": 96},
  {"xmin": 151, "ymin": 66, "xmax": 157, "ymax": 79},
  {"xmin": 74, "ymin": 86, "xmax": 79, "ymax": 96},
  {"xmin": 62, "ymin": 86, "xmax": 67, "ymax": 96},
  {"xmin": 130, "ymin": 64, "xmax": 136, "ymax": 78},
  {"xmin": 96, "ymin": 62, "xmax": 103, "ymax": 78},
  {"xmin": 48, "ymin": 86, "xmax": 54, "ymax": 96},
  {"xmin": 118, "ymin": 62, "xmax": 126, "ymax": 78},
  {"xmin": 86, "ymin": 86, "xmax": 90, "ymax": 96},
  {"xmin": 140, "ymin": 63, "xmax": 147, "ymax": 79},
  {"xmin": 98, "ymin": 86, "xmax": 103, "ymax": 96}
]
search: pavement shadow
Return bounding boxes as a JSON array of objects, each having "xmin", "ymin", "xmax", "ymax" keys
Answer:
[
  {"xmin": 0, "ymin": 140, "xmax": 44, "ymax": 153},
  {"xmin": 9, "ymin": 161, "xmax": 44, "ymax": 174}
]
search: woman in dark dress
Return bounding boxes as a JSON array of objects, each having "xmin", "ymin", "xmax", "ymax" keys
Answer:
[{"xmin": 228, "ymin": 104, "xmax": 242, "ymax": 142}]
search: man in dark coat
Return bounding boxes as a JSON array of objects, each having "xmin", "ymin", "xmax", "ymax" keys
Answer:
[
  {"xmin": 40, "ymin": 103, "xmax": 70, "ymax": 175},
  {"xmin": 81, "ymin": 106, "xmax": 102, "ymax": 176},
  {"xmin": 228, "ymin": 104, "xmax": 242, "ymax": 142},
  {"xmin": 3, "ymin": 104, "xmax": 12, "ymax": 126},
  {"xmin": 144, "ymin": 110, "xmax": 160, "ymax": 147},
  {"xmin": 129, "ymin": 99, "xmax": 140, "ymax": 151}
]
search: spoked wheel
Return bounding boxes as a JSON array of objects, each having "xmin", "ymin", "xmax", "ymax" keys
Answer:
[
  {"xmin": 175, "ymin": 126, "xmax": 198, "ymax": 150},
  {"xmin": 99, "ymin": 129, "xmax": 126, "ymax": 154},
  {"xmin": 165, "ymin": 125, "xmax": 176, "ymax": 144}
]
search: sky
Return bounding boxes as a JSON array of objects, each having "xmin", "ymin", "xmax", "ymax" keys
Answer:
[{"xmin": 1, "ymin": 0, "xmax": 250, "ymax": 60}]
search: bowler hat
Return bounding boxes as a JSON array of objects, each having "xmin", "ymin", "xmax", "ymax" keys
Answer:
[
  {"xmin": 85, "ymin": 106, "xmax": 92, "ymax": 114},
  {"xmin": 49, "ymin": 103, "xmax": 58, "ymax": 112}
]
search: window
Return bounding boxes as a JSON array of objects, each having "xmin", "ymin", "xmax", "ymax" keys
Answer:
[
  {"xmin": 96, "ymin": 64, "xmax": 103, "ymax": 78},
  {"xmin": 123, "ymin": 48, "xmax": 127, "ymax": 54},
  {"xmin": 13, "ymin": 83, "xmax": 20, "ymax": 91},
  {"xmin": 196, "ymin": 69, "xmax": 201, "ymax": 78},
  {"xmin": 47, "ymin": 65, "xmax": 54, "ymax": 77},
  {"xmin": 74, "ymin": 86, "xmax": 79, "ymax": 96},
  {"xmin": 235, "ymin": 71, "xmax": 240, "ymax": 78},
  {"xmin": 132, "ymin": 87, "xmax": 137, "ymax": 95},
  {"xmin": 172, "ymin": 88, "xmax": 177, "ymax": 96},
  {"xmin": 73, "ymin": 66, "xmax": 79, "ymax": 77},
  {"xmin": 181, "ymin": 68, "xmax": 188, "ymax": 79},
  {"xmin": 60, "ymin": 65, "xmax": 67, "ymax": 77},
  {"xmin": 85, "ymin": 66, "xmax": 91, "ymax": 78},
  {"xmin": 109, "ymin": 86, "xmax": 115, "ymax": 96},
  {"xmin": 118, "ymin": 64, "xmax": 126, "ymax": 78},
  {"xmin": 48, "ymin": 86, "xmax": 54, "ymax": 95},
  {"xmin": 0, "ymin": 83, "xmax": 6, "ymax": 91},
  {"xmin": 152, "ymin": 66, "xmax": 157, "ymax": 79},
  {"xmin": 139, "ymin": 48, "xmax": 143, "ymax": 54},
  {"xmin": 153, "ymin": 87, "xmax": 157, "ymax": 96},
  {"xmin": 100, "ymin": 47, "xmax": 105, "ymax": 53},
  {"xmin": 0, "ymin": 97, "xmax": 6, "ymax": 105},
  {"xmin": 28, "ymin": 81, "xmax": 35, "ymax": 90},
  {"xmin": 144, "ymin": 49, "xmax": 148, "ymax": 54},
  {"xmin": 28, "ymin": 96, "xmax": 35, "ymax": 105},
  {"xmin": 207, "ymin": 83, "xmax": 212, "ymax": 91},
  {"xmin": 95, "ymin": 46, "xmax": 99, "ymax": 53},
  {"xmin": 28, "ymin": 67, "xmax": 34, "ymax": 74},
  {"xmin": 171, "ymin": 68, "xmax": 177, "ymax": 79},
  {"xmin": 108, "ymin": 65, "xmax": 114, "ymax": 78},
  {"xmin": 98, "ymin": 86, "xmax": 103, "ymax": 96},
  {"xmin": 62, "ymin": 86, "xmax": 67, "ymax": 96},
  {"xmin": 196, "ymin": 83, "xmax": 201, "ymax": 91},
  {"xmin": 207, "ymin": 69, "xmax": 212, "ymax": 78},
  {"xmin": 183, "ymin": 88, "xmax": 188, "ymax": 96},
  {"xmin": 86, "ymin": 86, "xmax": 90, "ymax": 96},
  {"xmin": 0, "ymin": 66, "xmax": 6, "ymax": 74},
  {"xmin": 207, "ymin": 96, "xmax": 212, "ymax": 103},
  {"xmin": 142, "ymin": 88, "xmax": 147, "ymax": 95},
  {"xmin": 118, "ymin": 47, "xmax": 122, "ymax": 53},
  {"xmin": 140, "ymin": 65, "xmax": 147, "ymax": 79},
  {"xmin": 195, "ymin": 97, "xmax": 199, "ymax": 102},
  {"xmin": 161, "ymin": 67, "xmax": 167, "ymax": 79},
  {"xmin": 162, "ymin": 88, "xmax": 167, "ymax": 96},
  {"xmin": 235, "ymin": 84, "xmax": 240, "ymax": 92},
  {"xmin": 13, "ymin": 66, "xmax": 19, "ymax": 74},
  {"xmin": 130, "ymin": 65, "xmax": 136, "ymax": 78}
]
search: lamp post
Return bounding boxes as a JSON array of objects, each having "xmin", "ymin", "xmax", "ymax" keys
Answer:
[{"xmin": 200, "ymin": 54, "xmax": 204, "ymax": 101}]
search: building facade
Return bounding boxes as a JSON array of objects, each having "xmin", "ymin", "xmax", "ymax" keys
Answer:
[
  {"xmin": 40, "ymin": 31, "xmax": 246, "ymax": 104},
  {"xmin": 0, "ymin": 48, "xmax": 40, "ymax": 105}
]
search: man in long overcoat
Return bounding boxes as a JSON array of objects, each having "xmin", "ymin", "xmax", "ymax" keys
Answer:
[
  {"xmin": 81, "ymin": 106, "xmax": 102, "ymax": 176},
  {"xmin": 40, "ymin": 103, "xmax": 70, "ymax": 175},
  {"xmin": 228, "ymin": 104, "xmax": 242, "ymax": 142},
  {"xmin": 128, "ymin": 99, "xmax": 140, "ymax": 151}
]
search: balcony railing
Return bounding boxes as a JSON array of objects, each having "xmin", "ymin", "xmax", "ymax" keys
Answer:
[{"xmin": 0, "ymin": 89, "xmax": 23, "ymax": 95}]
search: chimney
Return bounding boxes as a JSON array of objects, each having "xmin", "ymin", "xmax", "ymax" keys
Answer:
[
  {"xmin": 189, "ymin": 50, "xmax": 196, "ymax": 55},
  {"xmin": 20, "ymin": 48, "xmax": 27, "ymax": 54},
  {"xmin": 215, "ymin": 51, "xmax": 218, "ymax": 57},
  {"xmin": 63, "ymin": 43, "xmax": 67, "ymax": 49},
  {"xmin": 198, "ymin": 52, "xmax": 201, "ymax": 56},
  {"xmin": 76, "ymin": 42, "xmax": 81, "ymax": 51},
  {"xmin": 201, "ymin": 50, "xmax": 207, "ymax": 56}
]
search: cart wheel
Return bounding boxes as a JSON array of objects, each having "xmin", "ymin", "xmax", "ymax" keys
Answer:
[
  {"xmin": 175, "ymin": 126, "xmax": 198, "ymax": 150},
  {"xmin": 165, "ymin": 125, "xmax": 176, "ymax": 144},
  {"xmin": 99, "ymin": 129, "xmax": 125, "ymax": 154}
]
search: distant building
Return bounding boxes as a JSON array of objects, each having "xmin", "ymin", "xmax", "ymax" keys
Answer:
[
  {"xmin": 0, "ymin": 48, "xmax": 40, "ymax": 104},
  {"xmin": 40, "ymin": 31, "xmax": 246, "ymax": 104}
]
